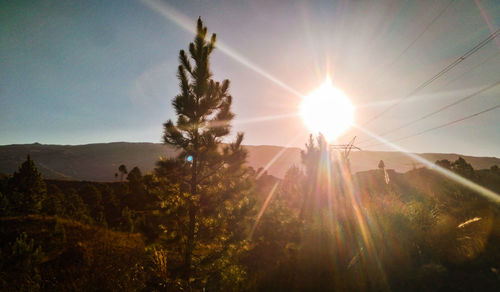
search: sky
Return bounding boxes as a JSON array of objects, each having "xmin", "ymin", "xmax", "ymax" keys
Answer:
[{"xmin": 1, "ymin": 0, "xmax": 500, "ymax": 157}]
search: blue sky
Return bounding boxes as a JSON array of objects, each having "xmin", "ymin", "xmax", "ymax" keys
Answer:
[{"xmin": 1, "ymin": 0, "xmax": 500, "ymax": 157}]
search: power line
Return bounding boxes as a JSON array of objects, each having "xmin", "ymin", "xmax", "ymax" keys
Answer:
[
  {"xmin": 376, "ymin": 0, "xmax": 456, "ymax": 75},
  {"xmin": 358, "ymin": 79, "xmax": 500, "ymax": 145},
  {"xmin": 361, "ymin": 27, "xmax": 500, "ymax": 127},
  {"xmin": 363, "ymin": 103, "xmax": 500, "ymax": 148},
  {"xmin": 440, "ymin": 50, "xmax": 500, "ymax": 89}
]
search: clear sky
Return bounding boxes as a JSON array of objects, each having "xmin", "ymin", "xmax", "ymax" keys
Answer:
[{"xmin": 1, "ymin": 0, "xmax": 500, "ymax": 157}]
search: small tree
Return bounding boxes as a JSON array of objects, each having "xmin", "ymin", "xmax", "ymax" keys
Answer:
[
  {"xmin": 1, "ymin": 232, "xmax": 44, "ymax": 291},
  {"xmin": 452, "ymin": 157, "xmax": 475, "ymax": 178},
  {"xmin": 8, "ymin": 155, "xmax": 47, "ymax": 215},
  {"xmin": 118, "ymin": 164, "xmax": 128, "ymax": 181},
  {"xmin": 126, "ymin": 166, "xmax": 142, "ymax": 185},
  {"xmin": 156, "ymin": 18, "xmax": 254, "ymax": 288},
  {"xmin": 435, "ymin": 159, "xmax": 452, "ymax": 170},
  {"xmin": 378, "ymin": 160, "xmax": 385, "ymax": 170},
  {"xmin": 125, "ymin": 167, "xmax": 148, "ymax": 210}
]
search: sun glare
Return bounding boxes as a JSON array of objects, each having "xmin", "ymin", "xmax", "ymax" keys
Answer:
[{"xmin": 300, "ymin": 78, "xmax": 355, "ymax": 141}]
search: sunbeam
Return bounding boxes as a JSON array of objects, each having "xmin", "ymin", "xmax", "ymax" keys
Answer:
[
  {"xmin": 474, "ymin": 0, "xmax": 500, "ymax": 51},
  {"xmin": 354, "ymin": 124, "xmax": 500, "ymax": 203},
  {"xmin": 141, "ymin": 0, "xmax": 303, "ymax": 98},
  {"xmin": 208, "ymin": 113, "xmax": 300, "ymax": 129},
  {"xmin": 256, "ymin": 132, "xmax": 304, "ymax": 179},
  {"xmin": 249, "ymin": 181, "xmax": 279, "ymax": 240}
]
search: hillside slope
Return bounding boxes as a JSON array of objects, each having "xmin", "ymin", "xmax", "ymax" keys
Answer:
[
  {"xmin": 0, "ymin": 215, "xmax": 146, "ymax": 291},
  {"xmin": 0, "ymin": 142, "xmax": 499, "ymax": 181}
]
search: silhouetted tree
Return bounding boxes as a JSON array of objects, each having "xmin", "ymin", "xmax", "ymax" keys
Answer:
[
  {"xmin": 435, "ymin": 159, "xmax": 452, "ymax": 170},
  {"xmin": 452, "ymin": 157, "xmax": 475, "ymax": 178},
  {"xmin": 156, "ymin": 18, "xmax": 254, "ymax": 288},
  {"xmin": 124, "ymin": 166, "xmax": 148, "ymax": 210},
  {"xmin": 126, "ymin": 166, "xmax": 142, "ymax": 185},
  {"xmin": 378, "ymin": 160, "xmax": 385, "ymax": 170},
  {"xmin": 299, "ymin": 134, "xmax": 337, "ymax": 219},
  {"xmin": 118, "ymin": 164, "xmax": 128, "ymax": 181},
  {"xmin": 7, "ymin": 155, "xmax": 46, "ymax": 215}
]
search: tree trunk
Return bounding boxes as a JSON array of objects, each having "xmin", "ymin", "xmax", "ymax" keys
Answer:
[{"xmin": 184, "ymin": 139, "xmax": 198, "ymax": 282}]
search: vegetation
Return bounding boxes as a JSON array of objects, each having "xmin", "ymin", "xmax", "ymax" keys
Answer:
[
  {"xmin": 1, "ymin": 19, "xmax": 499, "ymax": 291},
  {"xmin": 156, "ymin": 18, "xmax": 254, "ymax": 288},
  {"xmin": 2, "ymin": 144, "xmax": 500, "ymax": 291}
]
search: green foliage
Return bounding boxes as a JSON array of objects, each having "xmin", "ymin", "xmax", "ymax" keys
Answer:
[
  {"xmin": 155, "ymin": 17, "xmax": 255, "ymax": 289},
  {"xmin": 1, "ymin": 147, "xmax": 500, "ymax": 290},
  {"xmin": 81, "ymin": 184, "xmax": 107, "ymax": 226},
  {"xmin": 42, "ymin": 186, "xmax": 64, "ymax": 216},
  {"xmin": 8, "ymin": 155, "xmax": 47, "ymax": 215},
  {"xmin": 0, "ymin": 232, "xmax": 44, "ymax": 291},
  {"xmin": 0, "ymin": 216, "xmax": 147, "ymax": 291},
  {"xmin": 124, "ymin": 166, "xmax": 151, "ymax": 210},
  {"xmin": 64, "ymin": 188, "xmax": 92, "ymax": 224},
  {"xmin": 435, "ymin": 159, "xmax": 452, "ymax": 169},
  {"xmin": 100, "ymin": 185, "xmax": 120, "ymax": 225},
  {"xmin": 49, "ymin": 220, "xmax": 67, "ymax": 251},
  {"xmin": 120, "ymin": 206, "xmax": 145, "ymax": 233},
  {"xmin": 452, "ymin": 156, "xmax": 475, "ymax": 178},
  {"xmin": 436, "ymin": 157, "xmax": 476, "ymax": 178},
  {"xmin": 244, "ymin": 173, "xmax": 303, "ymax": 290},
  {"xmin": 247, "ymin": 141, "xmax": 500, "ymax": 291}
]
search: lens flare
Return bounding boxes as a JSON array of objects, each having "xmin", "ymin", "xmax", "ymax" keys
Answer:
[{"xmin": 300, "ymin": 78, "xmax": 355, "ymax": 141}]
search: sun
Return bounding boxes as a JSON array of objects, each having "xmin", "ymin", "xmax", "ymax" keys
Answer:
[{"xmin": 300, "ymin": 78, "xmax": 355, "ymax": 142}]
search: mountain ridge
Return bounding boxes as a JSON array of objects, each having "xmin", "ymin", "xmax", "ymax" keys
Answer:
[{"xmin": 1, "ymin": 142, "xmax": 499, "ymax": 181}]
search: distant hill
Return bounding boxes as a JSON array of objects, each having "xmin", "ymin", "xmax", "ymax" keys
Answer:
[{"xmin": 0, "ymin": 142, "xmax": 499, "ymax": 181}]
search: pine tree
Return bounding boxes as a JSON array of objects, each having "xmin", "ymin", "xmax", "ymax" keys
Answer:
[
  {"xmin": 157, "ymin": 18, "xmax": 254, "ymax": 288},
  {"xmin": 8, "ymin": 155, "xmax": 47, "ymax": 215},
  {"xmin": 1, "ymin": 232, "xmax": 44, "ymax": 291}
]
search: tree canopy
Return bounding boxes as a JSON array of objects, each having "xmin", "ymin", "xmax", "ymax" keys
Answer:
[{"xmin": 156, "ymin": 18, "xmax": 254, "ymax": 289}]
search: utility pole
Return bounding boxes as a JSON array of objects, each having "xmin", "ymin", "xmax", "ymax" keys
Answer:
[{"xmin": 330, "ymin": 136, "xmax": 362, "ymax": 173}]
